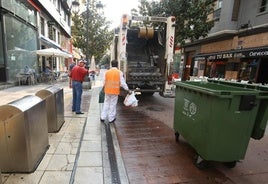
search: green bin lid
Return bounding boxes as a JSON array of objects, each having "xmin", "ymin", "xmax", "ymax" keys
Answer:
[
  {"xmin": 206, "ymin": 79, "xmax": 268, "ymax": 98},
  {"xmin": 174, "ymin": 81, "xmax": 260, "ymax": 98}
]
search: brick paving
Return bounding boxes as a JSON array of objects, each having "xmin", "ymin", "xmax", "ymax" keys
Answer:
[{"xmin": 115, "ymin": 100, "xmax": 268, "ymax": 184}]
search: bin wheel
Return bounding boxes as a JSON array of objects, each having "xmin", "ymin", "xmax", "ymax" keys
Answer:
[
  {"xmin": 224, "ymin": 161, "xmax": 236, "ymax": 168},
  {"xmin": 194, "ymin": 155, "xmax": 212, "ymax": 169},
  {"xmin": 175, "ymin": 132, "xmax": 180, "ymax": 142}
]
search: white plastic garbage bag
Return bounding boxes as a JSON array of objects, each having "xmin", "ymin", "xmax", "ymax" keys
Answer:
[{"xmin": 124, "ymin": 92, "xmax": 138, "ymax": 107}]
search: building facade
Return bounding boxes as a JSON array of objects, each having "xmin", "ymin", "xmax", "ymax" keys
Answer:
[
  {"xmin": 0, "ymin": 0, "xmax": 73, "ymax": 84},
  {"xmin": 182, "ymin": 0, "xmax": 268, "ymax": 84},
  {"xmin": 37, "ymin": 0, "xmax": 73, "ymax": 76}
]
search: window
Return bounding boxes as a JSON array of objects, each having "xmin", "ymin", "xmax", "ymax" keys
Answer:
[
  {"xmin": 52, "ymin": 28, "xmax": 56, "ymax": 41},
  {"xmin": 0, "ymin": 18, "xmax": 4, "ymax": 66},
  {"xmin": 259, "ymin": 0, "xmax": 268, "ymax": 13},
  {"xmin": 211, "ymin": 0, "xmax": 223, "ymax": 21},
  {"xmin": 57, "ymin": 31, "xmax": 61, "ymax": 44},
  {"xmin": 64, "ymin": 12, "xmax": 67, "ymax": 22},
  {"xmin": 5, "ymin": 15, "xmax": 37, "ymax": 81},
  {"xmin": 40, "ymin": 17, "xmax": 45, "ymax": 35},
  {"xmin": 218, "ymin": 0, "xmax": 223, "ymax": 8},
  {"xmin": 232, "ymin": 0, "xmax": 240, "ymax": 21},
  {"xmin": 2, "ymin": 0, "xmax": 37, "ymax": 26},
  {"xmin": 48, "ymin": 25, "xmax": 56, "ymax": 41},
  {"xmin": 68, "ymin": 14, "xmax": 71, "ymax": 26},
  {"xmin": 58, "ymin": 0, "xmax": 61, "ymax": 11}
]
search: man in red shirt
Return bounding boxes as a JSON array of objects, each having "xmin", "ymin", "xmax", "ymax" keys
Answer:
[{"xmin": 70, "ymin": 60, "xmax": 93, "ymax": 114}]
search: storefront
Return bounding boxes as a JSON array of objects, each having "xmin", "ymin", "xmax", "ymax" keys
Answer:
[
  {"xmin": 0, "ymin": 0, "xmax": 38, "ymax": 83},
  {"xmin": 38, "ymin": 36, "xmax": 71, "ymax": 75},
  {"xmin": 195, "ymin": 46, "xmax": 268, "ymax": 83}
]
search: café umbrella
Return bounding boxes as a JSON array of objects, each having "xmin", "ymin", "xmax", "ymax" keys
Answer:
[
  {"xmin": 34, "ymin": 48, "xmax": 72, "ymax": 58},
  {"xmin": 90, "ymin": 55, "xmax": 96, "ymax": 70},
  {"xmin": 34, "ymin": 48, "xmax": 72, "ymax": 72}
]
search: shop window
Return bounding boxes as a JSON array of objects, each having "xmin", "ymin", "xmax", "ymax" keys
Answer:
[
  {"xmin": 2, "ymin": 0, "xmax": 37, "ymax": 26},
  {"xmin": 206, "ymin": 61, "xmax": 226, "ymax": 78},
  {"xmin": 257, "ymin": 59, "xmax": 268, "ymax": 84},
  {"xmin": 198, "ymin": 62, "xmax": 206, "ymax": 77},
  {"xmin": 226, "ymin": 62, "xmax": 239, "ymax": 71},
  {"xmin": 199, "ymin": 63, "xmax": 205, "ymax": 70},
  {"xmin": 225, "ymin": 62, "xmax": 239, "ymax": 80},
  {"xmin": 4, "ymin": 15, "xmax": 37, "ymax": 81},
  {"xmin": 238, "ymin": 59, "xmax": 258, "ymax": 82}
]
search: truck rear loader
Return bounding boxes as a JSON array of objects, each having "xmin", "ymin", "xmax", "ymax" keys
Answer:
[{"xmin": 111, "ymin": 14, "xmax": 176, "ymax": 97}]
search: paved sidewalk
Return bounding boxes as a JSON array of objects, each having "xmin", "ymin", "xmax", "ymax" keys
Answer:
[{"xmin": 0, "ymin": 79, "xmax": 128, "ymax": 184}]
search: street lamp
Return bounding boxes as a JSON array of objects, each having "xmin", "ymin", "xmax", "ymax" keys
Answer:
[
  {"xmin": 96, "ymin": 1, "xmax": 104, "ymax": 14},
  {"xmin": 71, "ymin": 0, "xmax": 103, "ymax": 66},
  {"xmin": 71, "ymin": 0, "xmax": 80, "ymax": 14},
  {"xmin": 71, "ymin": 0, "xmax": 80, "ymax": 64}
]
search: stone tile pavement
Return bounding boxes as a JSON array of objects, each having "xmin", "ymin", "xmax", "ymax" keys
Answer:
[{"xmin": 0, "ymin": 78, "xmax": 127, "ymax": 184}]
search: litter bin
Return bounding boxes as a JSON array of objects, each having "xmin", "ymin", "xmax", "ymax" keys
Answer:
[
  {"xmin": 35, "ymin": 86, "xmax": 65, "ymax": 133},
  {"xmin": 0, "ymin": 95, "xmax": 49, "ymax": 173},
  {"xmin": 173, "ymin": 81, "xmax": 262, "ymax": 168},
  {"xmin": 207, "ymin": 79, "xmax": 268, "ymax": 139}
]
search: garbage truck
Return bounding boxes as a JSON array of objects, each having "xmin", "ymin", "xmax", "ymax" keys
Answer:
[{"xmin": 110, "ymin": 14, "xmax": 176, "ymax": 97}]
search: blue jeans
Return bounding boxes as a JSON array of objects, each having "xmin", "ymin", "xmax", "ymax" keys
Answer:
[{"xmin": 72, "ymin": 80, "xmax": 83, "ymax": 113}]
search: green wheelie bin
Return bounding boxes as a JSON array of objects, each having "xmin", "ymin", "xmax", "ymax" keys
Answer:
[
  {"xmin": 173, "ymin": 81, "xmax": 263, "ymax": 168},
  {"xmin": 207, "ymin": 79, "xmax": 268, "ymax": 140},
  {"xmin": 252, "ymin": 85, "xmax": 268, "ymax": 139}
]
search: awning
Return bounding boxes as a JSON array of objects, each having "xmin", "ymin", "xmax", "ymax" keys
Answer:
[
  {"xmin": 195, "ymin": 46, "xmax": 268, "ymax": 60},
  {"xmin": 40, "ymin": 35, "xmax": 61, "ymax": 49},
  {"xmin": 39, "ymin": 36, "xmax": 72, "ymax": 57}
]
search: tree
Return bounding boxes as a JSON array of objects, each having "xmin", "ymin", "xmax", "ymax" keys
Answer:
[
  {"xmin": 138, "ymin": 0, "xmax": 214, "ymax": 46},
  {"xmin": 71, "ymin": 0, "xmax": 113, "ymax": 63}
]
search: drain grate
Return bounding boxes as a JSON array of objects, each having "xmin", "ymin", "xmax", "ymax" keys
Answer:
[{"xmin": 105, "ymin": 123, "xmax": 121, "ymax": 184}]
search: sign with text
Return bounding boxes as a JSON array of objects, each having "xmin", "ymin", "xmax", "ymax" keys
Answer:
[{"xmin": 195, "ymin": 47, "xmax": 268, "ymax": 60}]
